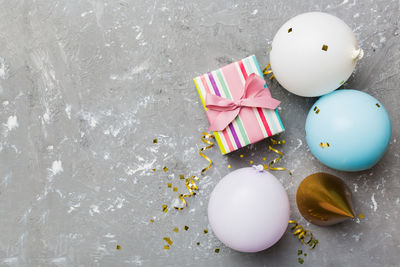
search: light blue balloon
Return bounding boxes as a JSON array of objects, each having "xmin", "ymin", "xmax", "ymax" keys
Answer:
[{"xmin": 305, "ymin": 89, "xmax": 391, "ymax": 172}]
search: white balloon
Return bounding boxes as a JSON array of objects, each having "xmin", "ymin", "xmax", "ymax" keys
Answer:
[
  {"xmin": 270, "ymin": 12, "xmax": 363, "ymax": 97},
  {"xmin": 208, "ymin": 166, "xmax": 290, "ymax": 253}
]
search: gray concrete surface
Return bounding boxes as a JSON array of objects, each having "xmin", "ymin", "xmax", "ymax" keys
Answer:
[{"xmin": 0, "ymin": 0, "xmax": 399, "ymax": 266}]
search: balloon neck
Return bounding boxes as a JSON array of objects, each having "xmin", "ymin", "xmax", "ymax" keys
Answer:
[{"xmin": 352, "ymin": 48, "xmax": 364, "ymax": 61}]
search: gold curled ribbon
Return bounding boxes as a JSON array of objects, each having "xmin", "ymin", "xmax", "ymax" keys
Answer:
[
  {"xmin": 267, "ymin": 138, "xmax": 292, "ymax": 175},
  {"xmin": 174, "ymin": 133, "xmax": 215, "ymax": 210},
  {"xmin": 262, "ymin": 63, "xmax": 275, "ymax": 80},
  {"xmin": 200, "ymin": 132, "xmax": 214, "ymax": 175},
  {"xmin": 289, "ymin": 220, "xmax": 318, "ymax": 249}
]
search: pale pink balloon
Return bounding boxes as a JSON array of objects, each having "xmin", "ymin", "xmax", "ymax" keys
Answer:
[{"xmin": 208, "ymin": 166, "xmax": 290, "ymax": 252}]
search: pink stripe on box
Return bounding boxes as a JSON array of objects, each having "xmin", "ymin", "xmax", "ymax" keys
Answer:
[{"xmin": 221, "ymin": 63, "xmax": 264, "ymax": 143}]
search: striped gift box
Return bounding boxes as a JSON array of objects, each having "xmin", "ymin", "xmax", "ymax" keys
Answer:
[{"xmin": 194, "ymin": 55, "xmax": 285, "ymax": 154}]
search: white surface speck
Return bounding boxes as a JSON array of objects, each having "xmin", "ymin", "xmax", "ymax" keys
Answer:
[
  {"xmin": 0, "ymin": 57, "xmax": 9, "ymax": 79},
  {"xmin": 4, "ymin": 115, "xmax": 19, "ymax": 131},
  {"xmin": 251, "ymin": 9, "xmax": 258, "ymax": 15},
  {"xmin": 371, "ymin": 193, "xmax": 378, "ymax": 211},
  {"xmin": 65, "ymin": 104, "xmax": 72, "ymax": 119},
  {"xmin": 48, "ymin": 160, "xmax": 63, "ymax": 176}
]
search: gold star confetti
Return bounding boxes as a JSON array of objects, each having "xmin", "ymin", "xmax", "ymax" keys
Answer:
[
  {"xmin": 215, "ymin": 248, "xmax": 220, "ymax": 253},
  {"xmin": 359, "ymin": 213, "xmax": 365, "ymax": 219},
  {"xmin": 203, "ymin": 229, "xmax": 208, "ymax": 234},
  {"xmin": 249, "ymin": 160, "xmax": 253, "ymax": 164},
  {"xmin": 167, "ymin": 183, "xmax": 172, "ymax": 188},
  {"xmin": 173, "ymin": 187, "xmax": 178, "ymax": 192},
  {"xmin": 153, "ymin": 139, "xmax": 158, "ymax": 143},
  {"xmin": 240, "ymin": 154, "xmax": 244, "ymax": 158},
  {"xmin": 184, "ymin": 226, "xmax": 189, "ymax": 231},
  {"xmin": 227, "ymin": 165, "xmax": 231, "ymax": 169},
  {"xmin": 162, "ymin": 205, "xmax": 168, "ymax": 213},
  {"xmin": 173, "ymin": 227, "xmax": 179, "ymax": 233},
  {"xmin": 116, "ymin": 245, "xmax": 121, "ymax": 250},
  {"xmin": 163, "ymin": 166, "xmax": 168, "ymax": 172}
]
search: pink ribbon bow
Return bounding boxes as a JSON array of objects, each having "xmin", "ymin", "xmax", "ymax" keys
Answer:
[{"xmin": 205, "ymin": 73, "xmax": 280, "ymax": 131}]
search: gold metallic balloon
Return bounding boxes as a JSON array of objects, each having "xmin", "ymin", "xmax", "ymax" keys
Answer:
[{"xmin": 296, "ymin": 173, "xmax": 355, "ymax": 226}]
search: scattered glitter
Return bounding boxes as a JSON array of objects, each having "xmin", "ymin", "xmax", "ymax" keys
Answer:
[
  {"xmin": 164, "ymin": 245, "xmax": 170, "ymax": 250},
  {"xmin": 116, "ymin": 245, "xmax": 121, "ymax": 250},
  {"xmin": 168, "ymin": 183, "xmax": 172, "ymax": 188},
  {"xmin": 184, "ymin": 226, "xmax": 189, "ymax": 231},
  {"xmin": 162, "ymin": 205, "xmax": 168, "ymax": 213},
  {"xmin": 173, "ymin": 228, "xmax": 179, "ymax": 233},
  {"xmin": 203, "ymin": 229, "xmax": 208, "ymax": 234},
  {"xmin": 153, "ymin": 139, "xmax": 158, "ymax": 143},
  {"xmin": 179, "ymin": 174, "xmax": 185, "ymax": 179},
  {"xmin": 228, "ymin": 165, "xmax": 231, "ymax": 169},
  {"xmin": 163, "ymin": 237, "xmax": 173, "ymax": 245},
  {"xmin": 173, "ymin": 187, "xmax": 178, "ymax": 192},
  {"xmin": 359, "ymin": 213, "xmax": 365, "ymax": 219},
  {"xmin": 215, "ymin": 248, "xmax": 220, "ymax": 253},
  {"xmin": 163, "ymin": 166, "xmax": 168, "ymax": 172}
]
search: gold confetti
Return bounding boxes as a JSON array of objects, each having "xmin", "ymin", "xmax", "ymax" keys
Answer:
[
  {"xmin": 228, "ymin": 164, "xmax": 231, "ymax": 169},
  {"xmin": 184, "ymin": 226, "xmax": 189, "ymax": 231},
  {"xmin": 162, "ymin": 205, "xmax": 168, "ymax": 213},
  {"xmin": 262, "ymin": 157, "xmax": 267, "ymax": 161},
  {"xmin": 179, "ymin": 174, "xmax": 185, "ymax": 179},
  {"xmin": 173, "ymin": 187, "xmax": 178, "ymax": 192},
  {"xmin": 298, "ymin": 250, "xmax": 303, "ymax": 256},
  {"xmin": 163, "ymin": 237, "xmax": 173, "ymax": 245},
  {"xmin": 289, "ymin": 220, "xmax": 318, "ymax": 249},
  {"xmin": 320, "ymin": 142, "xmax": 330, "ymax": 148},
  {"xmin": 116, "ymin": 245, "xmax": 121, "ymax": 250},
  {"xmin": 249, "ymin": 160, "xmax": 253, "ymax": 164},
  {"xmin": 322, "ymin": 44, "xmax": 328, "ymax": 51},
  {"xmin": 152, "ymin": 168, "xmax": 156, "ymax": 172},
  {"xmin": 153, "ymin": 139, "xmax": 158, "ymax": 143},
  {"xmin": 268, "ymin": 138, "xmax": 292, "ymax": 175},
  {"xmin": 376, "ymin": 103, "xmax": 380, "ymax": 108},
  {"xmin": 164, "ymin": 245, "xmax": 170, "ymax": 250},
  {"xmin": 215, "ymin": 248, "xmax": 220, "ymax": 253},
  {"xmin": 298, "ymin": 258, "xmax": 304, "ymax": 264},
  {"xmin": 203, "ymin": 229, "xmax": 208, "ymax": 234},
  {"xmin": 359, "ymin": 213, "xmax": 365, "ymax": 219},
  {"xmin": 288, "ymin": 27, "xmax": 293, "ymax": 33},
  {"xmin": 196, "ymin": 242, "xmax": 200, "ymax": 246},
  {"xmin": 163, "ymin": 166, "xmax": 168, "ymax": 172},
  {"xmin": 167, "ymin": 183, "xmax": 172, "ymax": 188},
  {"xmin": 173, "ymin": 227, "xmax": 179, "ymax": 233},
  {"xmin": 240, "ymin": 154, "xmax": 244, "ymax": 158},
  {"xmin": 150, "ymin": 219, "xmax": 154, "ymax": 223}
]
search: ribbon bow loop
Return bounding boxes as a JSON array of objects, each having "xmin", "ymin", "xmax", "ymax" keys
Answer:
[{"xmin": 205, "ymin": 73, "xmax": 280, "ymax": 131}]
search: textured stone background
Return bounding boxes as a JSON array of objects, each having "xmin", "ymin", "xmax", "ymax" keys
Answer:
[{"xmin": 0, "ymin": 0, "xmax": 399, "ymax": 266}]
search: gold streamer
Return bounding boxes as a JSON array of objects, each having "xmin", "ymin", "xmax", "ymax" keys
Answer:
[
  {"xmin": 267, "ymin": 138, "xmax": 292, "ymax": 175},
  {"xmin": 174, "ymin": 133, "xmax": 215, "ymax": 210},
  {"xmin": 288, "ymin": 220, "xmax": 318, "ymax": 249},
  {"xmin": 200, "ymin": 132, "xmax": 214, "ymax": 175},
  {"xmin": 262, "ymin": 63, "xmax": 275, "ymax": 80}
]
